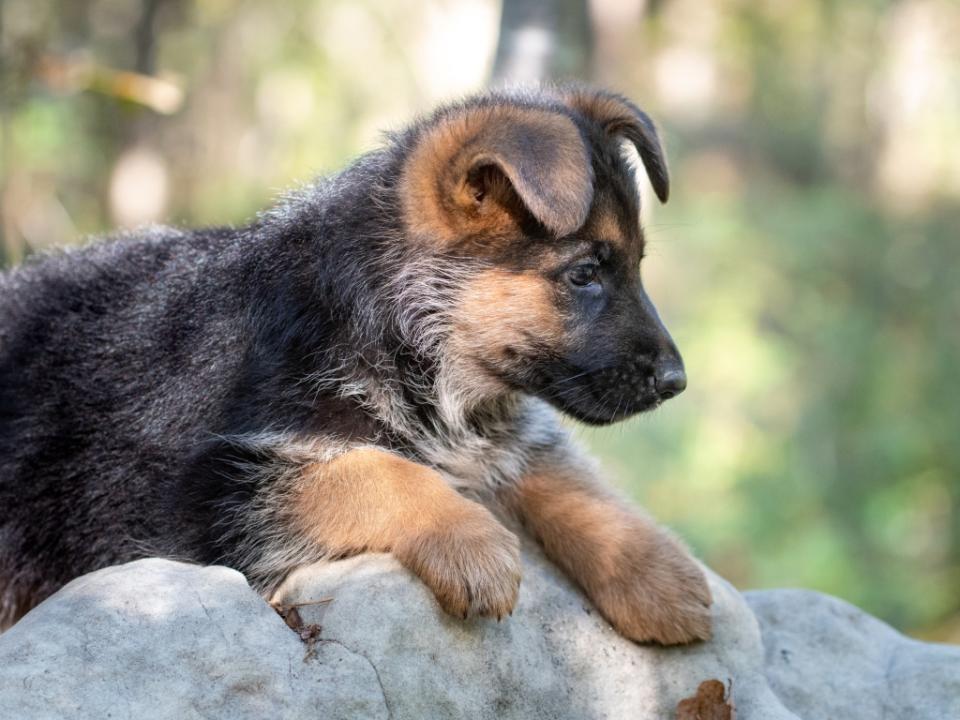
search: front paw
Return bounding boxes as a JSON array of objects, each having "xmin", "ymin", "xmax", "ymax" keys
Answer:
[
  {"xmin": 395, "ymin": 506, "xmax": 521, "ymax": 620},
  {"xmin": 589, "ymin": 528, "xmax": 712, "ymax": 645}
]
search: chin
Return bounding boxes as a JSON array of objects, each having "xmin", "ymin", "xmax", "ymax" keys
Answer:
[{"xmin": 538, "ymin": 384, "xmax": 662, "ymax": 426}]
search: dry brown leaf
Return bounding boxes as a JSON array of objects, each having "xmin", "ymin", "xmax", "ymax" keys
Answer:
[
  {"xmin": 675, "ymin": 679, "xmax": 736, "ymax": 720},
  {"xmin": 275, "ymin": 604, "xmax": 304, "ymax": 631},
  {"xmin": 299, "ymin": 623, "xmax": 322, "ymax": 642},
  {"xmin": 270, "ymin": 596, "xmax": 333, "ymax": 631},
  {"xmin": 270, "ymin": 597, "xmax": 334, "ymax": 662}
]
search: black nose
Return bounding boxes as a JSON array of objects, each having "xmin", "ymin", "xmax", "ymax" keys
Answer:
[{"xmin": 654, "ymin": 364, "xmax": 687, "ymax": 400}]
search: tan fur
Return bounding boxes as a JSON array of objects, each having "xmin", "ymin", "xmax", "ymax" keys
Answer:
[
  {"xmin": 291, "ymin": 447, "xmax": 520, "ymax": 619},
  {"xmin": 564, "ymin": 91, "xmax": 640, "ymax": 135},
  {"xmin": 562, "ymin": 88, "xmax": 671, "ymax": 203},
  {"xmin": 588, "ymin": 205, "xmax": 627, "ymax": 249},
  {"xmin": 448, "ymin": 268, "xmax": 566, "ymax": 391},
  {"xmin": 581, "ymin": 191, "xmax": 648, "ymax": 268},
  {"xmin": 501, "ymin": 465, "xmax": 712, "ymax": 645},
  {"xmin": 400, "ymin": 105, "xmax": 594, "ymax": 247}
]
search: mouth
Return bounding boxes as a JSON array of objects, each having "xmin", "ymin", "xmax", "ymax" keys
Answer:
[{"xmin": 533, "ymin": 363, "xmax": 665, "ymax": 426}]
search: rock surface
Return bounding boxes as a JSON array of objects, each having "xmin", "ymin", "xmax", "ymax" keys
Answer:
[{"xmin": 1, "ymin": 548, "xmax": 957, "ymax": 720}]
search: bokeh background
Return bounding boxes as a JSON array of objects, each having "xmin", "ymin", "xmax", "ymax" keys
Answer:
[{"xmin": 1, "ymin": 0, "xmax": 958, "ymax": 640}]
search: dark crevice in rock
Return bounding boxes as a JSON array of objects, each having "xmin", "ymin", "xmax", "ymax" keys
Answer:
[{"xmin": 318, "ymin": 638, "xmax": 393, "ymax": 720}]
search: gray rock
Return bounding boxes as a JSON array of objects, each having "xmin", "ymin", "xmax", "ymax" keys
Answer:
[
  {"xmin": 746, "ymin": 589, "xmax": 960, "ymax": 720},
  {"xmin": 0, "ymin": 560, "xmax": 390, "ymax": 720},
  {"xmin": 1, "ymin": 547, "xmax": 957, "ymax": 719}
]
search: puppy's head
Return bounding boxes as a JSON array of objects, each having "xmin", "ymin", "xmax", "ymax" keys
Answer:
[{"xmin": 399, "ymin": 88, "xmax": 684, "ymax": 425}]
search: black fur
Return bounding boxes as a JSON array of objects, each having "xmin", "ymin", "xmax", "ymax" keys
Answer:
[{"xmin": 0, "ymin": 147, "xmax": 406, "ymax": 622}]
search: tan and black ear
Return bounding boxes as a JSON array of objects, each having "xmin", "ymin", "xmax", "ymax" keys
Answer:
[
  {"xmin": 563, "ymin": 89, "xmax": 670, "ymax": 203},
  {"xmin": 401, "ymin": 105, "xmax": 594, "ymax": 246}
]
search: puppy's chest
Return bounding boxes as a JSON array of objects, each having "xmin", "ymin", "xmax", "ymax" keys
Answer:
[
  {"xmin": 424, "ymin": 436, "xmax": 526, "ymax": 492},
  {"xmin": 411, "ymin": 401, "xmax": 566, "ymax": 492}
]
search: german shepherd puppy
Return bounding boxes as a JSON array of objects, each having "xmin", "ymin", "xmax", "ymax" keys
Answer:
[{"xmin": 0, "ymin": 86, "xmax": 711, "ymax": 644}]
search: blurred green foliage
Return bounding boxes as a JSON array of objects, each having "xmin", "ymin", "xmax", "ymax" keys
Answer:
[{"xmin": 1, "ymin": 0, "xmax": 958, "ymax": 639}]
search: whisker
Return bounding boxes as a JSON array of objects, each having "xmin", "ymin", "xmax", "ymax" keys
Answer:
[{"xmin": 541, "ymin": 368, "xmax": 593, "ymax": 390}]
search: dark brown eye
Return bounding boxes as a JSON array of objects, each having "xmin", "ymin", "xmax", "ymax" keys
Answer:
[{"xmin": 567, "ymin": 263, "xmax": 599, "ymax": 288}]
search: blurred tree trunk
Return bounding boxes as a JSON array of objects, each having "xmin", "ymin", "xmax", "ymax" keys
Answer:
[
  {"xmin": 491, "ymin": 0, "xmax": 593, "ymax": 84},
  {"xmin": 135, "ymin": 0, "xmax": 163, "ymax": 75}
]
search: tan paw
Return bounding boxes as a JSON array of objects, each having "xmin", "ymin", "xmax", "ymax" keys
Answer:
[
  {"xmin": 395, "ymin": 505, "xmax": 522, "ymax": 620},
  {"xmin": 589, "ymin": 528, "xmax": 712, "ymax": 645}
]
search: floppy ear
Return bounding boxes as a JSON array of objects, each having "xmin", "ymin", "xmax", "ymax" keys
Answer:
[
  {"xmin": 401, "ymin": 105, "xmax": 594, "ymax": 246},
  {"xmin": 563, "ymin": 89, "xmax": 670, "ymax": 203}
]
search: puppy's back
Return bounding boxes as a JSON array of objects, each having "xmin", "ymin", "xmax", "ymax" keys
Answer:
[{"xmin": 0, "ymin": 225, "xmax": 248, "ymax": 625}]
